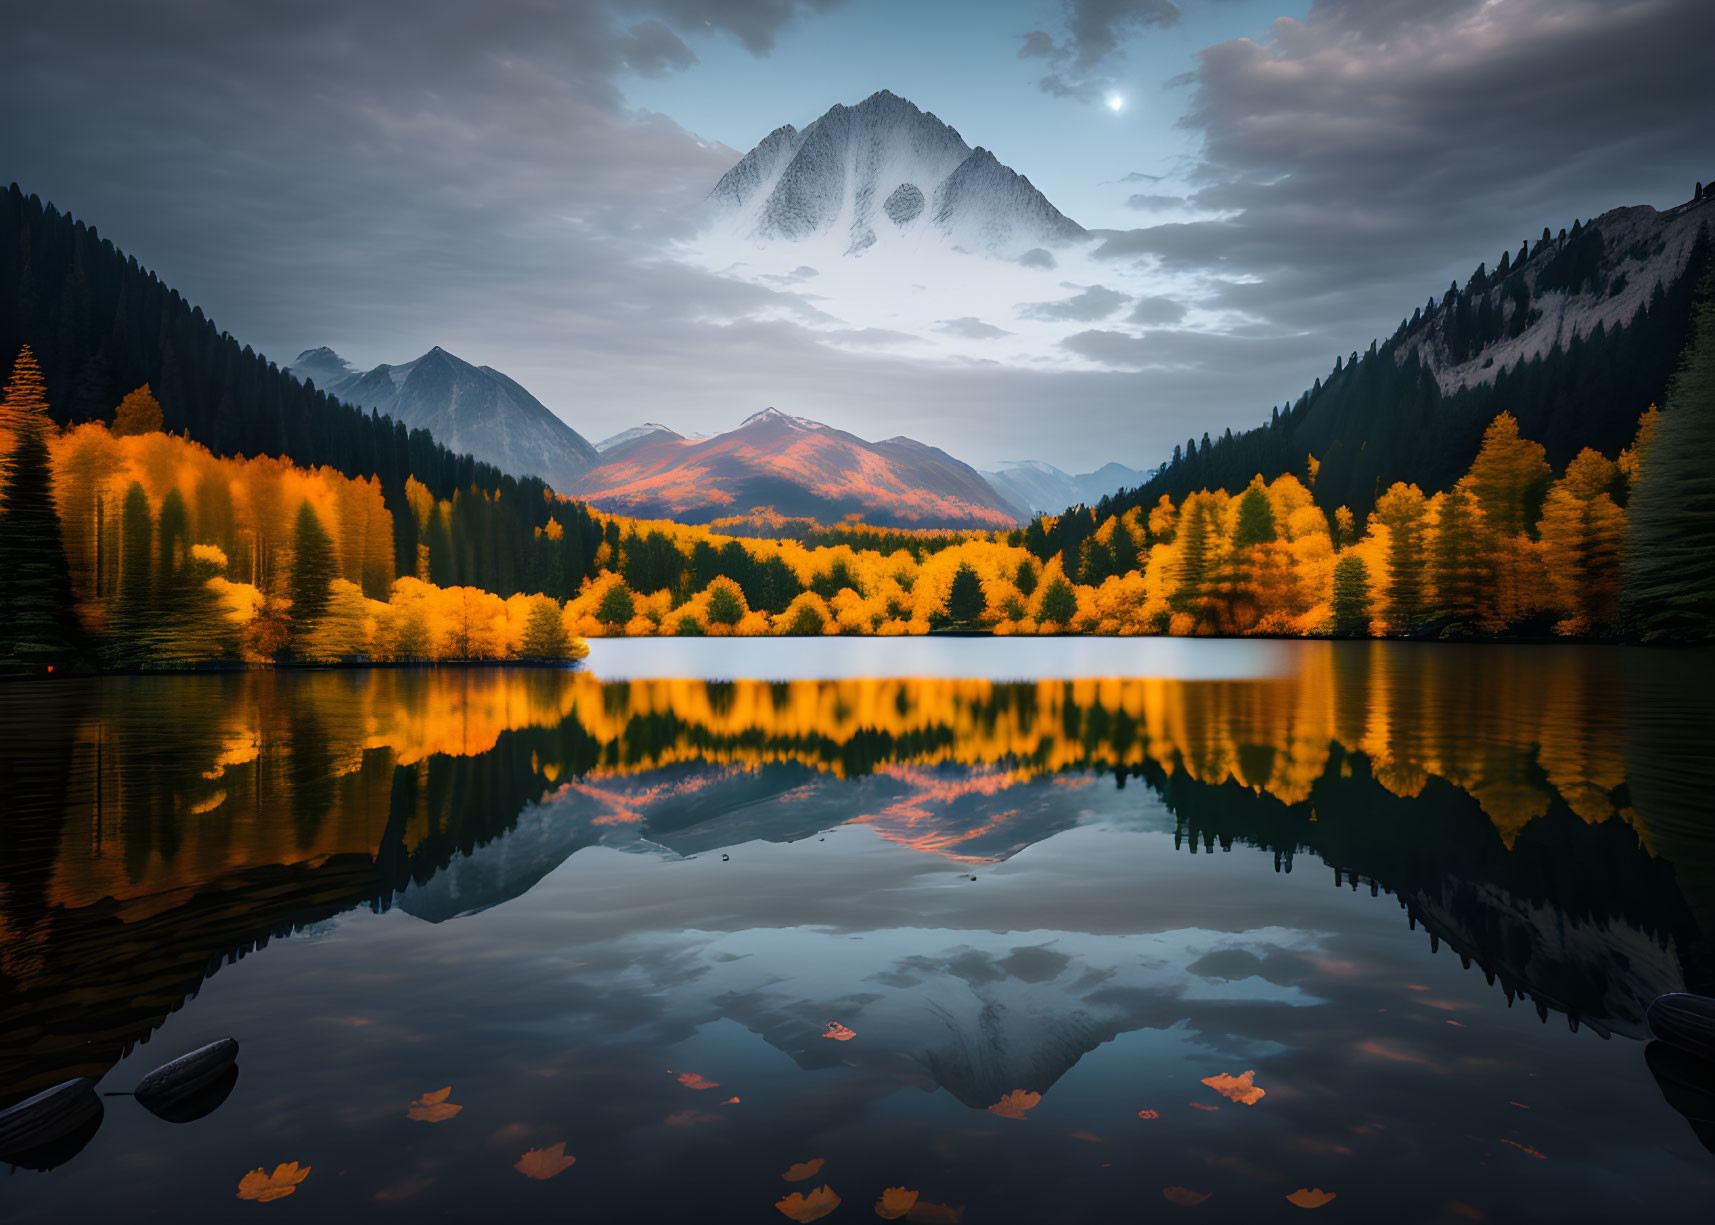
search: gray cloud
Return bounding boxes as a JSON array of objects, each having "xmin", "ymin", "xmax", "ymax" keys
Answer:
[
  {"xmin": 1019, "ymin": 284, "xmax": 1131, "ymax": 322},
  {"xmin": 1016, "ymin": 0, "xmax": 1715, "ymax": 464},
  {"xmin": 1092, "ymin": 0, "xmax": 1715, "ymax": 371},
  {"xmin": 1017, "ymin": 248, "xmax": 1058, "ymax": 269},
  {"xmin": 1017, "ymin": 30, "xmax": 1057, "ymax": 59},
  {"xmin": 616, "ymin": 20, "xmax": 700, "ymax": 78},
  {"xmin": 937, "ymin": 317, "xmax": 1014, "ymax": 340},
  {"xmin": 1022, "ymin": 0, "xmax": 1183, "ymax": 98},
  {"xmin": 1124, "ymin": 193, "xmax": 1184, "ymax": 211},
  {"xmin": 1127, "ymin": 295, "xmax": 1188, "ymax": 325}
]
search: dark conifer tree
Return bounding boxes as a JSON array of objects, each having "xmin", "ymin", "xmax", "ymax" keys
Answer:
[
  {"xmin": 1331, "ymin": 554, "xmax": 1371, "ymax": 637},
  {"xmin": 0, "ymin": 345, "xmax": 80, "ymax": 662},
  {"xmin": 1624, "ymin": 272, "xmax": 1715, "ymax": 639},
  {"xmin": 948, "ymin": 563, "xmax": 985, "ymax": 624},
  {"xmin": 288, "ymin": 499, "xmax": 338, "ymax": 635}
]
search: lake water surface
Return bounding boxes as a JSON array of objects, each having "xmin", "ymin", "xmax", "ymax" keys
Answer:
[{"xmin": 3, "ymin": 641, "xmax": 1714, "ymax": 1222}]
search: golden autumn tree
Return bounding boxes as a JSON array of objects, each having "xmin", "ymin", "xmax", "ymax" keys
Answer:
[
  {"xmin": 1372, "ymin": 483, "xmax": 1431, "ymax": 633},
  {"xmin": 1538, "ymin": 448, "xmax": 1625, "ymax": 634},
  {"xmin": 1461, "ymin": 411, "xmax": 1551, "ymax": 627},
  {"xmin": 110, "ymin": 384, "xmax": 164, "ymax": 437}
]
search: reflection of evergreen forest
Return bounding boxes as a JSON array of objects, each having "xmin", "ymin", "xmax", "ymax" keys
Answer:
[{"xmin": 2, "ymin": 647, "xmax": 1712, "ymax": 1107}]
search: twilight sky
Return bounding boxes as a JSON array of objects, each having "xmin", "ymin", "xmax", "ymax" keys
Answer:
[{"xmin": 4, "ymin": 0, "xmax": 1711, "ymax": 472}]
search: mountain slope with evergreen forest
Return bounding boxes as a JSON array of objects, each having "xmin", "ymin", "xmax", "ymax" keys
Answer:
[
  {"xmin": 1089, "ymin": 188, "xmax": 1714, "ymax": 526},
  {"xmin": 0, "ymin": 184, "xmax": 607, "ymax": 601}
]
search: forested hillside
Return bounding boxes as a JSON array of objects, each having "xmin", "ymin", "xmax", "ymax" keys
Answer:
[
  {"xmin": 0, "ymin": 185, "xmax": 605, "ymax": 599},
  {"xmin": 1098, "ymin": 194, "xmax": 1714, "ymax": 524}
]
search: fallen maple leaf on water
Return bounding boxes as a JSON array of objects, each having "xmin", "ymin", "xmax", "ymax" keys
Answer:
[
  {"xmin": 722, "ymin": 1096, "xmax": 741, "ymax": 1104},
  {"xmin": 1163, "ymin": 1186, "xmax": 1213, "ymax": 1207},
  {"xmin": 1202, "ymin": 1070, "xmax": 1266, "ymax": 1105},
  {"xmin": 906, "ymin": 1201, "xmax": 965, "ymax": 1223},
  {"xmin": 776, "ymin": 1184, "xmax": 841, "ymax": 1222},
  {"xmin": 1188, "ymin": 1102, "xmax": 1220, "ymax": 1112},
  {"xmin": 406, "ymin": 1086, "xmax": 462, "ymax": 1122},
  {"xmin": 782, "ymin": 1158, "xmax": 825, "ymax": 1182},
  {"xmin": 987, "ymin": 1089, "xmax": 1042, "ymax": 1120},
  {"xmin": 876, "ymin": 1186, "xmax": 919, "ymax": 1219},
  {"xmin": 237, "ymin": 1162, "xmax": 311, "ymax": 1202},
  {"xmin": 514, "ymin": 1143, "xmax": 576, "ymax": 1180},
  {"xmin": 1287, "ymin": 1188, "xmax": 1337, "ymax": 1208},
  {"xmin": 822, "ymin": 1021, "xmax": 857, "ymax": 1041},
  {"xmin": 676, "ymin": 1072, "xmax": 720, "ymax": 1090}
]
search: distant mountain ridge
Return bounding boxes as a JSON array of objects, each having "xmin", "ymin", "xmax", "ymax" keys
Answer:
[
  {"xmin": 570, "ymin": 406, "xmax": 1021, "ymax": 530},
  {"xmin": 288, "ymin": 346, "xmax": 600, "ymax": 495},
  {"xmin": 983, "ymin": 460, "xmax": 1150, "ymax": 519},
  {"xmin": 709, "ymin": 90, "xmax": 1085, "ymax": 258}
]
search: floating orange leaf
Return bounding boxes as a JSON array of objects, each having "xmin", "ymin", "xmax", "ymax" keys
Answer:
[
  {"xmin": 1137, "ymin": 1109, "xmax": 1160, "ymax": 1119},
  {"xmin": 1496, "ymin": 1138, "xmax": 1546, "ymax": 1159},
  {"xmin": 906, "ymin": 1201, "xmax": 965, "ymax": 1223},
  {"xmin": 1163, "ymin": 1186, "xmax": 1212, "ymax": 1206},
  {"xmin": 722, "ymin": 1096, "xmax": 741, "ymax": 1104},
  {"xmin": 822, "ymin": 1022, "xmax": 857, "ymax": 1042},
  {"xmin": 1287, "ymin": 1188, "xmax": 1337, "ymax": 1208},
  {"xmin": 1188, "ymin": 1102, "xmax": 1219, "ymax": 1112},
  {"xmin": 776, "ymin": 1184, "xmax": 841, "ymax": 1222},
  {"xmin": 407, "ymin": 1086, "xmax": 462, "ymax": 1122},
  {"xmin": 237, "ymin": 1162, "xmax": 311, "ymax": 1202},
  {"xmin": 875, "ymin": 1186, "xmax": 919, "ymax": 1219},
  {"xmin": 1071, "ymin": 1130, "xmax": 1104, "ymax": 1143},
  {"xmin": 677, "ymin": 1072, "xmax": 720, "ymax": 1090},
  {"xmin": 986, "ymin": 1090, "xmax": 1041, "ymax": 1120},
  {"xmin": 782, "ymin": 1158, "xmax": 825, "ymax": 1182},
  {"xmin": 1201, "ymin": 1070, "xmax": 1265, "ymax": 1105},
  {"xmin": 514, "ymin": 1143, "xmax": 576, "ymax": 1180}
]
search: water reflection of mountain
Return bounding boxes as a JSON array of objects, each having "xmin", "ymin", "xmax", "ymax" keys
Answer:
[{"xmin": 2, "ymin": 648, "xmax": 1712, "ymax": 1109}]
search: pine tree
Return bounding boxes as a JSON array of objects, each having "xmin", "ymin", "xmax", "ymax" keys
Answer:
[
  {"xmin": 287, "ymin": 499, "xmax": 338, "ymax": 636},
  {"xmin": 1432, "ymin": 488, "xmax": 1489, "ymax": 627},
  {"xmin": 1331, "ymin": 554, "xmax": 1371, "ymax": 636},
  {"xmin": 520, "ymin": 598, "xmax": 570, "ymax": 659},
  {"xmin": 0, "ymin": 345, "xmax": 80, "ymax": 663},
  {"xmin": 596, "ymin": 583, "xmax": 635, "ymax": 627},
  {"xmin": 948, "ymin": 563, "xmax": 985, "ymax": 624},
  {"xmin": 706, "ymin": 580, "xmax": 745, "ymax": 627},
  {"xmin": 1625, "ymin": 274, "xmax": 1715, "ymax": 639},
  {"xmin": 1038, "ymin": 577, "xmax": 1078, "ymax": 628},
  {"xmin": 1374, "ymin": 483, "xmax": 1430, "ymax": 632},
  {"xmin": 1171, "ymin": 494, "xmax": 1214, "ymax": 614}
]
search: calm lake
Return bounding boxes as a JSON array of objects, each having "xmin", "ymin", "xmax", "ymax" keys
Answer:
[{"xmin": 3, "ymin": 640, "xmax": 1714, "ymax": 1222}]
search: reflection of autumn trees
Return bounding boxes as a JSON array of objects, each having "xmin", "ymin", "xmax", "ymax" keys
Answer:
[
  {"xmin": 4, "ymin": 647, "xmax": 1708, "ymax": 1103},
  {"xmin": 7, "ymin": 647, "xmax": 1681, "ymax": 927}
]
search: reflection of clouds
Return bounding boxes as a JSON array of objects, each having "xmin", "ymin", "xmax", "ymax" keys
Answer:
[{"xmin": 571, "ymin": 921, "xmax": 1323, "ymax": 1109}]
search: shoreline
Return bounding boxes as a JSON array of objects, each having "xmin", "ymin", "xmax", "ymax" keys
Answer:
[{"xmin": 1, "ymin": 630, "xmax": 1692, "ymax": 685}]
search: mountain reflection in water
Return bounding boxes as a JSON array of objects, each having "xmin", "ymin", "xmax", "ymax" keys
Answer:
[{"xmin": 2, "ymin": 642, "xmax": 1713, "ymax": 1222}]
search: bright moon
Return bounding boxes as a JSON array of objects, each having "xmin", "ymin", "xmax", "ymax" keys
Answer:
[{"xmin": 1106, "ymin": 95, "xmax": 1125, "ymax": 112}]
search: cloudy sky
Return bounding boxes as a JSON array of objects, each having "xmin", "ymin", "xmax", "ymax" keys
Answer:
[{"xmin": 5, "ymin": 0, "xmax": 1711, "ymax": 471}]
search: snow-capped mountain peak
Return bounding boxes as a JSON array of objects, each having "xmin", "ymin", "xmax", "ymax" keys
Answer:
[
  {"xmin": 708, "ymin": 90, "xmax": 1084, "ymax": 259},
  {"xmin": 739, "ymin": 406, "xmax": 824, "ymax": 431}
]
